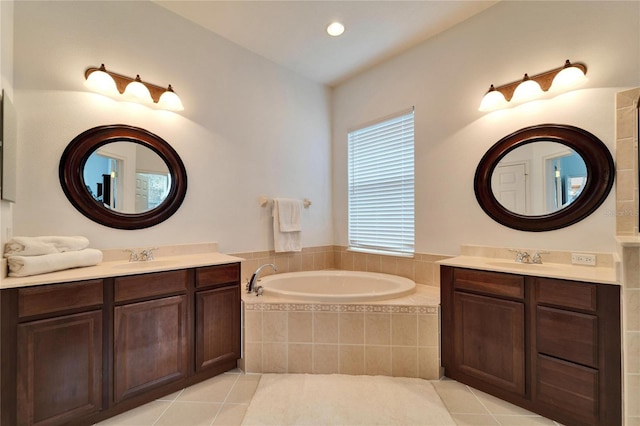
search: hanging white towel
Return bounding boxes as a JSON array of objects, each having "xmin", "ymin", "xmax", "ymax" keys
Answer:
[
  {"xmin": 7, "ymin": 248, "xmax": 103, "ymax": 277},
  {"xmin": 273, "ymin": 198, "xmax": 302, "ymax": 252},
  {"xmin": 4, "ymin": 236, "xmax": 90, "ymax": 257}
]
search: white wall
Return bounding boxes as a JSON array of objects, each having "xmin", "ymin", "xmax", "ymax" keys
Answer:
[
  {"xmin": 332, "ymin": 1, "xmax": 640, "ymax": 255},
  {"xmin": 13, "ymin": 1, "xmax": 332, "ymax": 253}
]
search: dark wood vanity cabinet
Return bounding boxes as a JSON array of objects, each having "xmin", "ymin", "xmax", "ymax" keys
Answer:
[
  {"xmin": 14, "ymin": 280, "xmax": 104, "ymax": 426},
  {"xmin": 441, "ymin": 266, "xmax": 621, "ymax": 426},
  {"xmin": 195, "ymin": 264, "xmax": 241, "ymax": 372},
  {"xmin": 0, "ymin": 262, "xmax": 241, "ymax": 426},
  {"xmin": 113, "ymin": 271, "xmax": 190, "ymax": 403}
]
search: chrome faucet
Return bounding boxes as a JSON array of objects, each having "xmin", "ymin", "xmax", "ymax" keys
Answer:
[
  {"xmin": 124, "ymin": 249, "xmax": 138, "ymax": 262},
  {"xmin": 531, "ymin": 250, "xmax": 550, "ymax": 264},
  {"xmin": 510, "ymin": 249, "xmax": 550, "ymax": 264},
  {"xmin": 515, "ymin": 251, "xmax": 531, "ymax": 263},
  {"xmin": 139, "ymin": 248, "xmax": 157, "ymax": 261},
  {"xmin": 246, "ymin": 263, "xmax": 277, "ymax": 294}
]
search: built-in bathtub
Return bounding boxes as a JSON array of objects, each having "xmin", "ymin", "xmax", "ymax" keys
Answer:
[
  {"xmin": 240, "ymin": 270, "xmax": 441, "ymax": 380},
  {"xmin": 259, "ymin": 270, "xmax": 416, "ymax": 302}
]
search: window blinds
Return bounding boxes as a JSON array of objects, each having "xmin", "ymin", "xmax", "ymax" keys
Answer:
[{"xmin": 348, "ymin": 110, "xmax": 415, "ymax": 256}]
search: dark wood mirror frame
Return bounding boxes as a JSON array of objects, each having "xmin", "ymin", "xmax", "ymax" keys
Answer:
[
  {"xmin": 474, "ymin": 124, "xmax": 615, "ymax": 232},
  {"xmin": 59, "ymin": 124, "xmax": 187, "ymax": 230}
]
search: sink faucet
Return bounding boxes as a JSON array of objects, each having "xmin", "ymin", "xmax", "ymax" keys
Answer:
[
  {"xmin": 246, "ymin": 263, "xmax": 277, "ymax": 294},
  {"xmin": 515, "ymin": 251, "xmax": 531, "ymax": 263},
  {"xmin": 139, "ymin": 248, "xmax": 158, "ymax": 261},
  {"xmin": 531, "ymin": 250, "xmax": 550, "ymax": 264},
  {"xmin": 124, "ymin": 249, "xmax": 138, "ymax": 262},
  {"xmin": 510, "ymin": 249, "xmax": 550, "ymax": 264}
]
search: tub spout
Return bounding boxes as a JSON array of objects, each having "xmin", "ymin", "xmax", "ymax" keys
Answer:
[{"xmin": 246, "ymin": 263, "xmax": 277, "ymax": 294}]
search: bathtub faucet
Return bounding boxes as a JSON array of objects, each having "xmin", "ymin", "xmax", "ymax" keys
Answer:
[{"xmin": 246, "ymin": 263, "xmax": 277, "ymax": 294}]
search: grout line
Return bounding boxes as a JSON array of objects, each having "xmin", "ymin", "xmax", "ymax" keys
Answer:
[
  {"xmin": 208, "ymin": 373, "xmax": 242, "ymax": 426},
  {"xmin": 465, "ymin": 385, "xmax": 501, "ymax": 424}
]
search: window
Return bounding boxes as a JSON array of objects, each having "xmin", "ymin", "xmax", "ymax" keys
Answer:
[{"xmin": 348, "ymin": 109, "xmax": 415, "ymax": 256}]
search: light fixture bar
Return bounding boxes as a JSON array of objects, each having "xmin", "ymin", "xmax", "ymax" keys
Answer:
[
  {"xmin": 488, "ymin": 60, "xmax": 587, "ymax": 102},
  {"xmin": 85, "ymin": 64, "xmax": 183, "ymax": 111}
]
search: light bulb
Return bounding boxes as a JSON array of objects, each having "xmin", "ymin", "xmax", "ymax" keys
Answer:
[
  {"xmin": 327, "ymin": 22, "xmax": 345, "ymax": 36},
  {"xmin": 479, "ymin": 85, "xmax": 508, "ymax": 111},
  {"xmin": 123, "ymin": 75, "xmax": 153, "ymax": 103},
  {"xmin": 550, "ymin": 61, "xmax": 587, "ymax": 93},
  {"xmin": 85, "ymin": 65, "xmax": 118, "ymax": 96},
  {"xmin": 157, "ymin": 85, "xmax": 184, "ymax": 111},
  {"xmin": 511, "ymin": 74, "xmax": 544, "ymax": 103}
]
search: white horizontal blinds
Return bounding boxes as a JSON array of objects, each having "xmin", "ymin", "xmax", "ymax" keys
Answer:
[{"xmin": 348, "ymin": 110, "xmax": 415, "ymax": 256}]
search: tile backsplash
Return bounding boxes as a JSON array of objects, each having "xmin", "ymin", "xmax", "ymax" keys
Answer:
[{"xmin": 230, "ymin": 246, "xmax": 450, "ymax": 287}]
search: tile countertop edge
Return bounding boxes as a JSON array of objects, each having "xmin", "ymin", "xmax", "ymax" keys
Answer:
[
  {"xmin": 0, "ymin": 252, "xmax": 245, "ymax": 290},
  {"xmin": 437, "ymin": 256, "xmax": 620, "ymax": 285}
]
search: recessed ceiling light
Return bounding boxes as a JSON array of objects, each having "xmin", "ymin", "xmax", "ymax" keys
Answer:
[{"xmin": 327, "ymin": 22, "xmax": 345, "ymax": 37}]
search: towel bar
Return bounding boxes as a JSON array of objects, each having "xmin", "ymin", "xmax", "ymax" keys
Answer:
[{"xmin": 259, "ymin": 196, "xmax": 311, "ymax": 208}]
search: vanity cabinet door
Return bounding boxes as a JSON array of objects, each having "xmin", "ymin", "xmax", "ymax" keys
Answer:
[
  {"xmin": 195, "ymin": 285, "xmax": 240, "ymax": 372},
  {"xmin": 453, "ymin": 291, "xmax": 526, "ymax": 396},
  {"xmin": 113, "ymin": 295, "xmax": 189, "ymax": 403},
  {"xmin": 17, "ymin": 311, "xmax": 102, "ymax": 426}
]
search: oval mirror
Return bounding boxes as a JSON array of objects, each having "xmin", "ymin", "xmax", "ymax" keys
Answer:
[
  {"xmin": 474, "ymin": 124, "xmax": 614, "ymax": 231},
  {"xmin": 59, "ymin": 125, "xmax": 187, "ymax": 229}
]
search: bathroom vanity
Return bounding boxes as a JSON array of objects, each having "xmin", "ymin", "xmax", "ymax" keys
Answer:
[
  {"xmin": 0, "ymin": 252, "xmax": 242, "ymax": 426},
  {"xmin": 440, "ymin": 259, "xmax": 621, "ymax": 426}
]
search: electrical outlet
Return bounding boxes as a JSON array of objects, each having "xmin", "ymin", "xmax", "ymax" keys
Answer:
[{"xmin": 571, "ymin": 253, "xmax": 596, "ymax": 266}]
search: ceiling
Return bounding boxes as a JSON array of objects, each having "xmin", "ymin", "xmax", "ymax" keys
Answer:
[{"xmin": 154, "ymin": 1, "xmax": 498, "ymax": 87}]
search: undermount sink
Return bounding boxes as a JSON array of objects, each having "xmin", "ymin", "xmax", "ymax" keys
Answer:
[
  {"xmin": 484, "ymin": 260, "xmax": 565, "ymax": 272},
  {"xmin": 112, "ymin": 260, "xmax": 176, "ymax": 270}
]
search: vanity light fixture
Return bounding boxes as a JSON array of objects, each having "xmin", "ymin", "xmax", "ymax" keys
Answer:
[
  {"xmin": 479, "ymin": 59, "xmax": 587, "ymax": 112},
  {"xmin": 84, "ymin": 64, "xmax": 184, "ymax": 111}
]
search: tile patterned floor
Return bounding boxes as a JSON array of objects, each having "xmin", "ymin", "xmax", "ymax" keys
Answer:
[{"xmin": 96, "ymin": 370, "xmax": 563, "ymax": 426}]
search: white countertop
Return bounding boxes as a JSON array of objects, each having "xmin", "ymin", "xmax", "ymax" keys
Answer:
[
  {"xmin": 438, "ymin": 255, "xmax": 619, "ymax": 285},
  {"xmin": 0, "ymin": 251, "xmax": 244, "ymax": 289}
]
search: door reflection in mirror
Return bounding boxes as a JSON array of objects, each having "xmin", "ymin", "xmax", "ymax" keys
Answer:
[
  {"xmin": 491, "ymin": 141, "xmax": 587, "ymax": 216},
  {"xmin": 83, "ymin": 141, "xmax": 170, "ymax": 214}
]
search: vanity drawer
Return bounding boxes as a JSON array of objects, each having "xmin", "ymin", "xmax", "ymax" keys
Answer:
[
  {"xmin": 535, "ymin": 277, "xmax": 597, "ymax": 312},
  {"xmin": 537, "ymin": 306, "xmax": 598, "ymax": 367},
  {"xmin": 453, "ymin": 268, "xmax": 524, "ymax": 300},
  {"xmin": 196, "ymin": 263, "xmax": 240, "ymax": 289},
  {"xmin": 115, "ymin": 270, "xmax": 188, "ymax": 302},
  {"xmin": 536, "ymin": 354, "xmax": 598, "ymax": 424},
  {"xmin": 18, "ymin": 279, "xmax": 103, "ymax": 318}
]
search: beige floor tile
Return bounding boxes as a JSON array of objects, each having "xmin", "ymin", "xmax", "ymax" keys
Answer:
[
  {"xmin": 451, "ymin": 413, "xmax": 500, "ymax": 425},
  {"xmin": 156, "ymin": 389, "xmax": 182, "ymax": 401},
  {"xmin": 431, "ymin": 381, "xmax": 489, "ymax": 414},
  {"xmin": 213, "ymin": 403, "xmax": 249, "ymax": 426},
  {"xmin": 470, "ymin": 388, "xmax": 539, "ymax": 416},
  {"xmin": 177, "ymin": 374, "xmax": 238, "ymax": 403},
  {"xmin": 96, "ymin": 401, "xmax": 169, "ymax": 425},
  {"xmin": 226, "ymin": 375, "xmax": 261, "ymax": 403},
  {"xmin": 492, "ymin": 415, "xmax": 557, "ymax": 425},
  {"xmin": 154, "ymin": 401, "xmax": 222, "ymax": 426}
]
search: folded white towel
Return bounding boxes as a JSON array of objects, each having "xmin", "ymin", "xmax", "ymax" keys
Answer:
[
  {"xmin": 273, "ymin": 199, "xmax": 302, "ymax": 252},
  {"xmin": 7, "ymin": 248, "xmax": 103, "ymax": 277},
  {"xmin": 4, "ymin": 236, "xmax": 90, "ymax": 257}
]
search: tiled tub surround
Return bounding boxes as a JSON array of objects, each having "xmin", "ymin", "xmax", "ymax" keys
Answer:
[
  {"xmin": 616, "ymin": 88, "xmax": 640, "ymax": 425},
  {"xmin": 232, "ymin": 246, "xmax": 449, "ymax": 287},
  {"xmin": 240, "ymin": 285, "xmax": 442, "ymax": 379}
]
